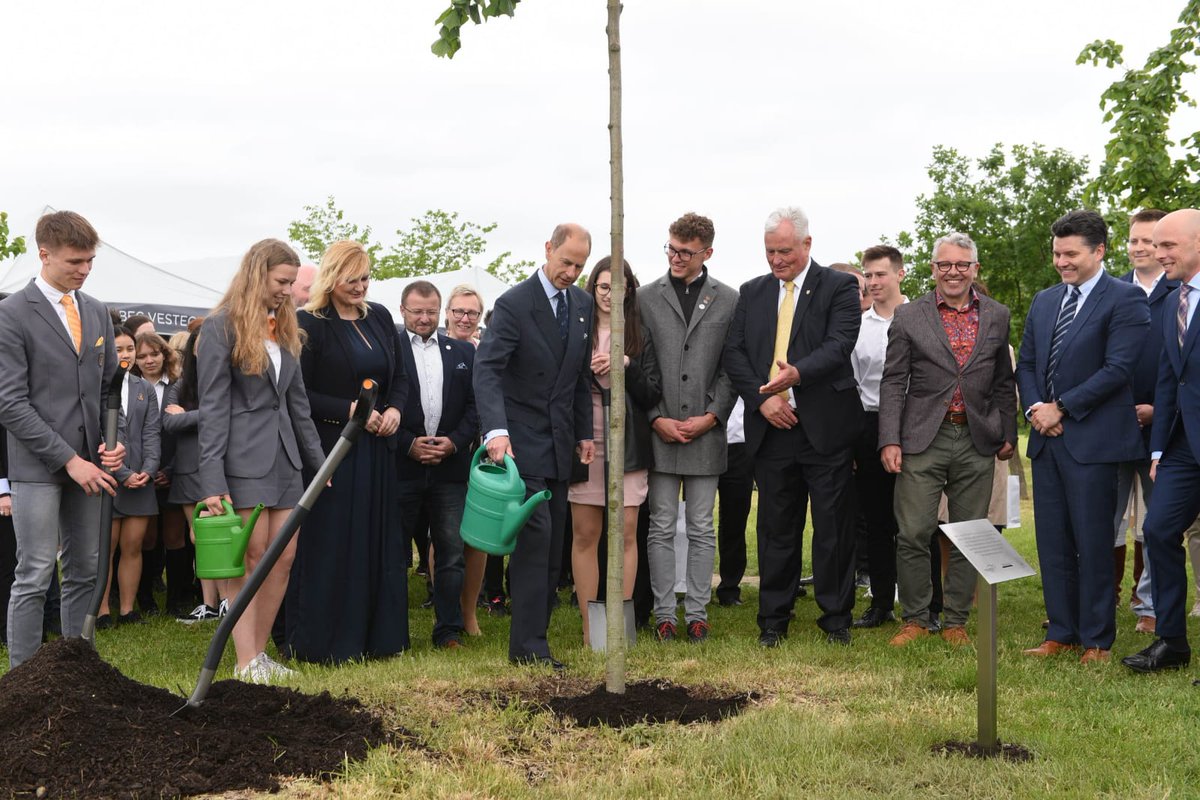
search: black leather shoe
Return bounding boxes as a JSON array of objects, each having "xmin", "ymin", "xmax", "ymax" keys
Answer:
[
  {"xmin": 759, "ymin": 629, "xmax": 786, "ymax": 648},
  {"xmin": 852, "ymin": 607, "xmax": 896, "ymax": 628},
  {"xmin": 1121, "ymin": 639, "xmax": 1191, "ymax": 673},
  {"xmin": 826, "ymin": 627, "xmax": 852, "ymax": 645},
  {"xmin": 717, "ymin": 596, "xmax": 743, "ymax": 607},
  {"xmin": 511, "ymin": 654, "xmax": 567, "ymax": 671}
]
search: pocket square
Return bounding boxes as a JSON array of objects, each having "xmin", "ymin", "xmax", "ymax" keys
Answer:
[
  {"xmin": 94, "ymin": 336, "xmax": 104, "ymax": 347},
  {"xmin": 456, "ymin": 362, "xmax": 468, "ymax": 370}
]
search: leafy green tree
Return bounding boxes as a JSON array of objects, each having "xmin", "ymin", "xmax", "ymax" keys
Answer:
[
  {"xmin": 0, "ymin": 211, "xmax": 27, "ymax": 262},
  {"xmin": 287, "ymin": 196, "xmax": 381, "ymax": 263},
  {"xmin": 376, "ymin": 209, "xmax": 534, "ymax": 282},
  {"xmin": 431, "ymin": 0, "xmax": 521, "ymax": 58},
  {"xmin": 1077, "ymin": 0, "xmax": 1200, "ymax": 212},
  {"xmin": 892, "ymin": 143, "xmax": 1090, "ymax": 345}
]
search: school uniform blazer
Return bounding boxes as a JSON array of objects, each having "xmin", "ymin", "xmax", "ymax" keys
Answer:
[
  {"xmin": 1149, "ymin": 282, "xmax": 1200, "ymax": 464},
  {"xmin": 473, "ymin": 274, "xmax": 594, "ymax": 482},
  {"xmin": 724, "ymin": 263, "xmax": 863, "ymax": 458},
  {"xmin": 1016, "ymin": 272, "xmax": 1149, "ymax": 464},
  {"xmin": 113, "ymin": 373, "xmax": 161, "ymax": 483},
  {"xmin": 196, "ymin": 312, "xmax": 325, "ymax": 499},
  {"xmin": 396, "ymin": 331, "xmax": 479, "ymax": 483},
  {"xmin": 160, "ymin": 382, "xmax": 198, "ymax": 478},
  {"xmin": 297, "ymin": 302, "xmax": 406, "ymax": 455},
  {"xmin": 0, "ymin": 281, "xmax": 121, "ymax": 482}
]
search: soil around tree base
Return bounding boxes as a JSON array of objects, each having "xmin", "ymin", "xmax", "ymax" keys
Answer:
[
  {"xmin": 933, "ymin": 739, "xmax": 1035, "ymax": 762},
  {"xmin": 537, "ymin": 678, "xmax": 759, "ymax": 728},
  {"xmin": 0, "ymin": 638, "xmax": 390, "ymax": 799}
]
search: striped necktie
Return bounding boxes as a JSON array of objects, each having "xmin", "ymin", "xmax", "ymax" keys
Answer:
[
  {"xmin": 1046, "ymin": 286, "xmax": 1079, "ymax": 400},
  {"xmin": 60, "ymin": 294, "xmax": 82, "ymax": 352},
  {"xmin": 1179, "ymin": 284, "xmax": 1193, "ymax": 350}
]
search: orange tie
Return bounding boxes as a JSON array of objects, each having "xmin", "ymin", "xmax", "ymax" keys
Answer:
[
  {"xmin": 60, "ymin": 294, "xmax": 82, "ymax": 352},
  {"xmin": 267, "ymin": 316, "xmax": 278, "ymax": 342}
]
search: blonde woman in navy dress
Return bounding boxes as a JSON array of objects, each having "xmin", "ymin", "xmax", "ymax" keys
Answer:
[{"xmin": 197, "ymin": 240, "xmax": 324, "ymax": 682}]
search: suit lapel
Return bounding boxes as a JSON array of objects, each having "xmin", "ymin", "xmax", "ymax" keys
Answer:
[
  {"xmin": 399, "ymin": 333, "xmax": 427, "ymax": 432},
  {"xmin": 438, "ymin": 334, "xmax": 456, "ymax": 412},
  {"xmin": 684, "ymin": 279, "xmax": 719, "ymax": 337},
  {"xmin": 921, "ymin": 296, "xmax": 958, "ymax": 362},
  {"xmin": 787, "ymin": 266, "xmax": 819, "ymax": 346},
  {"xmin": 1059, "ymin": 275, "xmax": 1105, "ymax": 358},
  {"xmin": 26, "ymin": 285, "xmax": 79, "ymax": 359},
  {"xmin": 961, "ymin": 296, "xmax": 992, "ymax": 370},
  {"xmin": 529, "ymin": 280, "xmax": 566, "ymax": 363},
  {"xmin": 1181, "ymin": 289, "xmax": 1200, "ymax": 361}
]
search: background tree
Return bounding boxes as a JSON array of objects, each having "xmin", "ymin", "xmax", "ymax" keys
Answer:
[
  {"xmin": 287, "ymin": 196, "xmax": 381, "ymax": 264},
  {"xmin": 0, "ymin": 211, "xmax": 27, "ymax": 262},
  {"xmin": 891, "ymin": 143, "xmax": 1090, "ymax": 345},
  {"xmin": 1077, "ymin": 0, "xmax": 1200, "ymax": 213}
]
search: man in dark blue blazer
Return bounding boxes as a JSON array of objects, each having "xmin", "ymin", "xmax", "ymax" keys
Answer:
[
  {"xmin": 1123, "ymin": 208, "xmax": 1200, "ymax": 673},
  {"xmin": 395, "ymin": 281, "xmax": 479, "ymax": 649},
  {"xmin": 1114, "ymin": 208, "xmax": 1177, "ymax": 632},
  {"xmin": 1016, "ymin": 210, "xmax": 1149, "ymax": 664},
  {"xmin": 473, "ymin": 223, "xmax": 595, "ymax": 668}
]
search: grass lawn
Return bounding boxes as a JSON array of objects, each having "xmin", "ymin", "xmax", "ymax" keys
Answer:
[{"xmin": 5, "ymin": 447, "xmax": 1200, "ymax": 798}]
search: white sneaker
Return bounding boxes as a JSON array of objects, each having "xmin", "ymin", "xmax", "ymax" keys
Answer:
[
  {"xmin": 218, "ymin": 598, "xmax": 229, "ymax": 618},
  {"xmin": 234, "ymin": 655, "xmax": 272, "ymax": 684},
  {"xmin": 256, "ymin": 651, "xmax": 296, "ymax": 679},
  {"xmin": 175, "ymin": 604, "xmax": 219, "ymax": 624}
]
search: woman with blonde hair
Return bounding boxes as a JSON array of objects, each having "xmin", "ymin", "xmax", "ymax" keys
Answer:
[
  {"xmin": 197, "ymin": 239, "xmax": 325, "ymax": 682},
  {"xmin": 287, "ymin": 240, "xmax": 409, "ymax": 663}
]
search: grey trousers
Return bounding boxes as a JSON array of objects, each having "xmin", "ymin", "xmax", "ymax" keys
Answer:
[
  {"xmin": 1114, "ymin": 459, "xmax": 1155, "ymax": 615},
  {"xmin": 893, "ymin": 422, "xmax": 994, "ymax": 628},
  {"xmin": 7, "ymin": 481, "xmax": 101, "ymax": 667},
  {"xmin": 646, "ymin": 472, "xmax": 719, "ymax": 624}
]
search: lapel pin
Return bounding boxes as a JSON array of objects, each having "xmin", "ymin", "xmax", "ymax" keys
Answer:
[
  {"xmin": 698, "ymin": 304, "xmax": 706, "ymax": 310},
  {"xmin": 137, "ymin": 393, "xmax": 144, "ymax": 402},
  {"xmin": 445, "ymin": 344, "xmax": 451, "ymax": 350},
  {"xmin": 806, "ymin": 289, "xmax": 812, "ymax": 295},
  {"xmin": 579, "ymin": 316, "xmax": 584, "ymax": 323}
]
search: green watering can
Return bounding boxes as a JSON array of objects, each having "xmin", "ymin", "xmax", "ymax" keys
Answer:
[
  {"xmin": 192, "ymin": 501, "xmax": 265, "ymax": 579},
  {"xmin": 460, "ymin": 446, "xmax": 551, "ymax": 555}
]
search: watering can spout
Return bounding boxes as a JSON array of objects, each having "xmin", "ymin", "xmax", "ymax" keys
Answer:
[
  {"xmin": 234, "ymin": 504, "xmax": 265, "ymax": 564},
  {"xmin": 507, "ymin": 490, "xmax": 551, "ymax": 538}
]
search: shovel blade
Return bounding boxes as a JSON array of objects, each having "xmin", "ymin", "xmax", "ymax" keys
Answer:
[{"xmin": 586, "ymin": 599, "xmax": 636, "ymax": 653}]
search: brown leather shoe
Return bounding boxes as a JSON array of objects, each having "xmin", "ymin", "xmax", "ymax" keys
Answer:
[
  {"xmin": 941, "ymin": 626, "xmax": 971, "ymax": 646},
  {"xmin": 889, "ymin": 622, "xmax": 929, "ymax": 647},
  {"xmin": 1022, "ymin": 640, "xmax": 1080, "ymax": 657},
  {"xmin": 1080, "ymin": 647, "xmax": 1111, "ymax": 664},
  {"xmin": 1135, "ymin": 615, "xmax": 1156, "ymax": 634}
]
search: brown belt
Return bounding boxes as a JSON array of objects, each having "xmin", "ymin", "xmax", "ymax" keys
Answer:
[{"xmin": 944, "ymin": 410, "xmax": 968, "ymax": 425}]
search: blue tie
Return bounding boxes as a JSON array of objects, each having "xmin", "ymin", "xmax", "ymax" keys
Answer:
[
  {"xmin": 555, "ymin": 291, "xmax": 568, "ymax": 341},
  {"xmin": 1046, "ymin": 286, "xmax": 1080, "ymax": 400}
]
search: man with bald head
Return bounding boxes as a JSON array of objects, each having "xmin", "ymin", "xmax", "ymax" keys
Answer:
[
  {"xmin": 473, "ymin": 223, "xmax": 595, "ymax": 669},
  {"xmin": 293, "ymin": 264, "xmax": 317, "ymax": 308},
  {"xmin": 1123, "ymin": 208, "xmax": 1200, "ymax": 673}
]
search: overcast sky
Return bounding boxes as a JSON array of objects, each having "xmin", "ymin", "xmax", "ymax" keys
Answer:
[{"xmin": 3, "ymin": 0, "xmax": 1197, "ymax": 291}]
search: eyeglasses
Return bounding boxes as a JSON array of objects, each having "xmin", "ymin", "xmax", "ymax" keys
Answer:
[
  {"xmin": 448, "ymin": 308, "xmax": 481, "ymax": 321},
  {"xmin": 932, "ymin": 261, "xmax": 976, "ymax": 274},
  {"xmin": 403, "ymin": 307, "xmax": 440, "ymax": 318},
  {"xmin": 664, "ymin": 243, "xmax": 708, "ymax": 262}
]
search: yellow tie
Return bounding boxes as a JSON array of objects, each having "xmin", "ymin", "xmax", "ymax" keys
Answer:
[
  {"xmin": 60, "ymin": 294, "xmax": 82, "ymax": 352},
  {"xmin": 770, "ymin": 281, "xmax": 795, "ymax": 399}
]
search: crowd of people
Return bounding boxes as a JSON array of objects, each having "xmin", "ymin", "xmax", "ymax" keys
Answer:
[{"xmin": 2, "ymin": 205, "xmax": 1199, "ymax": 680}]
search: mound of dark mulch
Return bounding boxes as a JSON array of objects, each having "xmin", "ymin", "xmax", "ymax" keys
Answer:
[
  {"xmin": 932, "ymin": 739, "xmax": 1034, "ymax": 762},
  {"xmin": 0, "ymin": 638, "xmax": 390, "ymax": 799},
  {"xmin": 540, "ymin": 679, "xmax": 758, "ymax": 728}
]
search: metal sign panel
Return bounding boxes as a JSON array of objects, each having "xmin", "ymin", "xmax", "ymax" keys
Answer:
[{"xmin": 939, "ymin": 519, "xmax": 1036, "ymax": 585}]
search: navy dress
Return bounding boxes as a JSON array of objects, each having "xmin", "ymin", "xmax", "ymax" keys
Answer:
[{"xmin": 286, "ymin": 312, "xmax": 409, "ymax": 663}]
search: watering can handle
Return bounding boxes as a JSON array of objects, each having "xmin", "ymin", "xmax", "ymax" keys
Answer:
[
  {"xmin": 193, "ymin": 499, "xmax": 236, "ymax": 523},
  {"xmin": 471, "ymin": 444, "xmax": 516, "ymax": 473}
]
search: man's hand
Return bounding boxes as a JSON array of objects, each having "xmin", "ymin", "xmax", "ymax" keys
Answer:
[
  {"xmin": 759, "ymin": 361, "xmax": 800, "ymax": 395},
  {"xmin": 577, "ymin": 440, "xmax": 596, "ymax": 465},
  {"xmin": 486, "ymin": 435, "xmax": 514, "ymax": 463},
  {"xmin": 759, "ymin": 394, "xmax": 797, "ymax": 430},
  {"xmin": 1135, "ymin": 404, "xmax": 1154, "ymax": 429},
  {"xmin": 98, "ymin": 442, "xmax": 125, "ymax": 471},
  {"xmin": 0, "ymin": 495, "xmax": 12, "ymax": 517},
  {"xmin": 164, "ymin": 404, "xmax": 185, "ymax": 415},
  {"xmin": 1150, "ymin": 458, "xmax": 1159, "ymax": 482},
  {"xmin": 66, "ymin": 455, "xmax": 118, "ymax": 497},
  {"xmin": 996, "ymin": 442, "xmax": 1015, "ymax": 461},
  {"xmin": 201, "ymin": 494, "xmax": 233, "ymax": 517},
  {"xmin": 651, "ymin": 417, "xmax": 691, "ymax": 444},
  {"xmin": 881, "ymin": 444, "xmax": 902, "ymax": 474},
  {"xmin": 1029, "ymin": 403, "xmax": 1064, "ymax": 436},
  {"xmin": 677, "ymin": 413, "xmax": 718, "ymax": 439}
]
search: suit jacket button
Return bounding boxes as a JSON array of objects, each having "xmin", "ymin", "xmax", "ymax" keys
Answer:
[
  {"xmin": 273, "ymin": 404, "xmax": 279, "ymax": 410},
  {"xmin": 78, "ymin": 426, "xmax": 85, "ymax": 432},
  {"xmin": 684, "ymin": 344, "xmax": 690, "ymax": 351},
  {"xmin": 681, "ymin": 374, "xmax": 688, "ymax": 381}
]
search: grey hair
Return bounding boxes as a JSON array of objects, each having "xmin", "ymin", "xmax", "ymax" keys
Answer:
[
  {"xmin": 931, "ymin": 232, "xmax": 978, "ymax": 262},
  {"xmin": 764, "ymin": 207, "xmax": 810, "ymax": 241}
]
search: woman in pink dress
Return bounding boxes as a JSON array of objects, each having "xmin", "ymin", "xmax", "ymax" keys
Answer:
[{"xmin": 569, "ymin": 257, "xmax": 662, "ymax": 646}]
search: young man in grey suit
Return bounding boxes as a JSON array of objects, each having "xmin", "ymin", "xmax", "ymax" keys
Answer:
[
  {"xmin": 473, "ymin": 223, "xmax": 595, "ymax": 669},
  {"xmin": 879, "ymin": 231, "xmax": 1017, "ymax": 649},
  {"xmin": 639, "ymin": 212, "xmax": 737, "ymax": 643},
  {"xmin": 0, "ymin": 211, "xmax": 125, "ymax": 667}
]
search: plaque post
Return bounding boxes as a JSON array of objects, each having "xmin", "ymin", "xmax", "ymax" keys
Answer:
[{"xmin": 976, "ymin": 576, "xmax": 998, "ymax": 755}]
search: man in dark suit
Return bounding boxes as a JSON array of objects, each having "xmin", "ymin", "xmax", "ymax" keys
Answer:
[
  {"xmin": 1114, "ymin": 208, "xmax": 1176, "ymax": 633},
  {"xmin": 473, "ymin": 223, "xmax": 595, "ymax": 668},
  {"xmin": 1123, "ymin": 208, "xmax": 1200, "ymax": 673},
  {"xmin": 879, "ymin": 233, "xmax": 1017, "ymax": 647},
  {"xmin": 724, "ymin": 206, "xmax": 864, "ymax": 646},
  {"xmin": 1017, "ymin": 209, "xmax": 1149, "ymax": 664},
  {"xmin": 0, "ymin": 211, "xmax": 125, "ymax": 667},
  {"xmin": 396, "ymin": 280, "xmax": 478, "ymax": 649}
]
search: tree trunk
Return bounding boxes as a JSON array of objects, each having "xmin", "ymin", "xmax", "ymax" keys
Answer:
[{"xmin": 604, "ymin": 0, "xmax": 626, "ymax": 695}]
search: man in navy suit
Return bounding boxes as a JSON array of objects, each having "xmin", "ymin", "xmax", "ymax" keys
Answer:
[
  {"xmin": 1114, "ymin": 208, "xmax": 1176, "ymax": 633},
  {"xmin": 1123, "ymin": 208, "xmax": 1200, "ymax": 673},
  {"xmin": 396, "ymin": 281, "xmax": 479, "ymax": 649},
  {"xmin": 1016, "ymin": 209, "xmax": 1149, "ymax": 664},
  {"xmin": 473, "ymin": 223, "xmax": 595, "ymax": 669}
]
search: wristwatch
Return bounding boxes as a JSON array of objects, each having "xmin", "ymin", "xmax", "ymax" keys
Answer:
[{"xmin": 1055, "ymin": 398, "xmax": 1069, "ymax": 418}]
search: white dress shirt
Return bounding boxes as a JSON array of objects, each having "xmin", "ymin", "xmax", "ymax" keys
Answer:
[
  {"xmin": 851, "ymin": 298, "xmax": 907, "ymax": 411},
  {"xmin": 409, "ymin": 331, "xmax": 445, "ymax": 437},
  {"xmin": 34, "ymin": 275, "xmax": 81, "ymax": 344}
]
